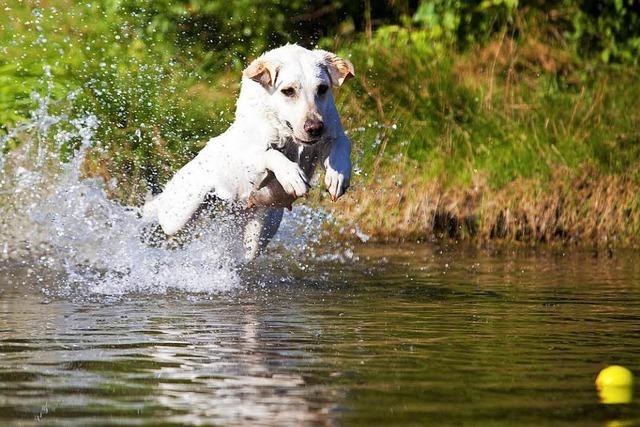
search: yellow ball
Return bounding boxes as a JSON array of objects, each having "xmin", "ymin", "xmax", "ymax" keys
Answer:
[
  {"xmin": 596, "ymin": 365, "xmax": 634, "ymax": 404},
  {"xmin": 596, "ymin": 366, "xmax": 634, "ymax": 388}
]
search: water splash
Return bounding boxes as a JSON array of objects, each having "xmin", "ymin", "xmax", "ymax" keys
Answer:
[{"xmin": 0, "ymin": 80, "xmax": 332, "ymax": 295}]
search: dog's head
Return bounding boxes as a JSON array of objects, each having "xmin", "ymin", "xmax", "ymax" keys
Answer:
[{"xmin": 243, "ymin": 44, "xmax": 354, "ymax": 145}]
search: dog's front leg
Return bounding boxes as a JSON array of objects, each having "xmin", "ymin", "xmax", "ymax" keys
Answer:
[
  {"xmin": 323, "ymin": 132, "xmax": 351, "ymax": 201},
  {"xmin": 263, "ymin": 149, "xmax": 309, "ymax": 197}
]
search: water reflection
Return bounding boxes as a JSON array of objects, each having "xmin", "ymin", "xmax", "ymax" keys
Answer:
[
  {"xmin": 1, "ymin": 246, "xmax": 640, "ymax": 426},
  {"xmin": 0, "ymin": 286, "xmax": 335, "ymax": 426},
  {"xmin": 148, "ymin": 305, "xmax": 328, "ymax": 426}
]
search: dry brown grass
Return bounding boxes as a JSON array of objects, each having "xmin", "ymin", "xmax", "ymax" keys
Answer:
[
  {"xmin": 453, "ymin": 33, "xmax": 577, "ymax": 113},
  {"xmin": 328, "ymin": 167, "xmax": 640, "ymax": 249}
]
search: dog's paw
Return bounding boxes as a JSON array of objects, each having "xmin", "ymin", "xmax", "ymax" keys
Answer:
[
  {"xmin": 324, "ymin": 166, "xmax": 350, "ymax": 201},
  {"xmin": 272, "ymin": 161, "xmax": 309, "ymax": 198}
]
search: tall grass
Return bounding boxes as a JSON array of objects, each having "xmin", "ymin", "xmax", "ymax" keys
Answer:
[{"xmin": 332, "ymin": 29, "xmax": 640, "ymax": 188}]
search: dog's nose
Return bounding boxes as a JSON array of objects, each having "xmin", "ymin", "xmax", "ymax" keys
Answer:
[{"xmin": 304, "ymin": 119, "xmax": 324, "ymax": 137}]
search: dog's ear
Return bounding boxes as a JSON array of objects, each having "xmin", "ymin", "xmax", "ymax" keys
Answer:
[
  {"xmin": 243, "ymin": 57, "xmax": 280, "ymax": 88},
  {"xmin": 318, "ymin": 50, "xmax": 355, "ymax": 87}
]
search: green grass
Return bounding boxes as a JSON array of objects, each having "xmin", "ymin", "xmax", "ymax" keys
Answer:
[
  {"xmin": 1, "ymin": 1, "xmax": 234, "ymax": 193},
  {"xmin": 330, "ymin": 32, "xmax": 640, "ymax": 192}
]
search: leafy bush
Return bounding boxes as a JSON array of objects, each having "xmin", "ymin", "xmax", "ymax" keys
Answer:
[
  {"xmin": 568, "ymin": 0, "xmax": 640, "ymax": 64},
  {"xmin": 412, "ymin": 0, "xmax": 518, "ymax": 48}
]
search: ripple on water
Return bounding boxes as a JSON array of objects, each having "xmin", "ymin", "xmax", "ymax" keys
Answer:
[{"xmin": 1, "ymin": 248, "xmax": 640, "ymax": 426}]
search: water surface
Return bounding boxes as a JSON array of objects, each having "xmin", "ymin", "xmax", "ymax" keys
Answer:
[{"xmin": 1, "ymin": 245, "xmax": 639, "ymax": 426}]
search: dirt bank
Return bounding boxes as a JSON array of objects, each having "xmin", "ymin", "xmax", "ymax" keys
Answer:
[{"xmin": 327, "ymin": 167, "xmax": 640, "ymax": 249}]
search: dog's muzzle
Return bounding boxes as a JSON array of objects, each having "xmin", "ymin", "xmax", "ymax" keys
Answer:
[
  {"xmin": 303, "ymin": 119, "xmax": 324, "ymax": 137},
  {"xmin": 284, "ymin": 120, "xmax": 321, "ymax": 145}
]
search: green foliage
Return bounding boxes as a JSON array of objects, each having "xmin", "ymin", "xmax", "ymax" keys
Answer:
[
  {"xmin": 568, "ymin": 0, "xmax": 640, "ymax": 64},
  {"xmin": 412, "ymin": 0, "xmax": 518, "ymax": 48},
  {"xmin": 332, "ymin": 30, "xmax": 640, "ymax": 189},
  {"xmin": 409, "ymin": 0, "xmax": 640, "ymax": 64},
  {"xmin": 117, "ymin": 0, "xmax": 312, "ymax": 71},
  {"xmin": 0, "ymin": 1, "xmax": 235, "ymax": 194}
]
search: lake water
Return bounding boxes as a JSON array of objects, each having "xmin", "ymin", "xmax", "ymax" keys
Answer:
[{"xmin": 1, "ymin": 245, "xmax": 639, "ymax": 426}]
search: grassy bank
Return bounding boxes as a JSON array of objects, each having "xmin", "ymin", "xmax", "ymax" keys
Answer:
[
  {"xmin": 326, "ymin": 31, "xmax": 640, "ymax": 248},
  {"xmin": 1, "ymin": 1, "xmax": 639, "ymax": 248}
]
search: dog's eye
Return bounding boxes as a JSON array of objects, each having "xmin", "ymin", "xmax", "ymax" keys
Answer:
[
  {"xmin": 317, "ymin": 84, "xmax": 329, "ymax": 96},
  {"xmin": 280, "ymin": 87, "xmax": 296, "ymax": 97}
]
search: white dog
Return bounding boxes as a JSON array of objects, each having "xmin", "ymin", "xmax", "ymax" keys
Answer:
[{"xmin": 143, "ymin": 44, "xmax": 354, "ymax": 259}]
